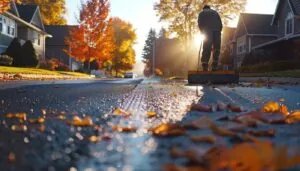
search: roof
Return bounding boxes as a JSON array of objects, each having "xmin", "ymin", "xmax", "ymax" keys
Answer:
[
  {"xmin": 272, "ymin": 0, "xmax": 300, "ymax": 25},
  {"xmin": 45, "ymin": 25, "xmax": 78, "ymax": 46},
  {"xmin": 240, "ymin": 13, "xmax": 277, "ymax": 35},
  {"xmin": 16, "ymin": 5, "xmax": 38, "ymax": 23},
  {"xmin": 290, "ymin": 0, "xmax": 300, "ymax": 15}
]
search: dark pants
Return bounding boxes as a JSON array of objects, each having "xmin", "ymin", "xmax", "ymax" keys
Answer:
[{"xmin": 201, "ymin": 30, "xmax": 221, "ymax": 69}]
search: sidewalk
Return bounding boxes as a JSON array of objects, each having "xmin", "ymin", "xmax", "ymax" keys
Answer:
[{"xmin": 240, "ymin": 77, "xmax": 300, "ymax": 84}]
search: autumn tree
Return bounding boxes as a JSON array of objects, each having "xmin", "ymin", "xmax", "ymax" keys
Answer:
[
  {"xmin": 0, "ymin": 0, "xmax": 22, "ymax": 14},
  {"xmin": 142, "ymin": 29, "xmax": 156, "ymax": 76},
  {"xmin": 154, "ymin": 0, "xmax": 246, "ymax": 46},
  {"xmin": 111, "ymin": 17, "xmax": 137, "ymax": 76},
  {"xmin": 21, "ymin": 0, "xmax": 67, "ymax": 25},
  {"xmin": 64, "ymin": 0, "xmax": 115, "ymax": 70}
]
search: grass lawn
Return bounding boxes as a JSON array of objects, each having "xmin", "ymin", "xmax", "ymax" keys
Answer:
[
  {"xmin": 0, "ymin": 66, "xmax": 91, "ymax": 77},
  {"xmin": 241, "ymin": 70, "xmax": 300, "ymax": 78}
]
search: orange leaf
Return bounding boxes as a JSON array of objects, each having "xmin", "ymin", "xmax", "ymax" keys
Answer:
[
  {"xmin": 262, "ymin": 101, "xmax": 280, "ymax": 113},
  {"xmin": 67, "ymin": 116, "xmax": 93, "ymax": 127},
  {"xmin": 147, "ymin": 111, "xmax": 157, "ymax": 118},
  {"xmin": 149, "ymin": 123, "xmax": 185, "ymax": 137}
]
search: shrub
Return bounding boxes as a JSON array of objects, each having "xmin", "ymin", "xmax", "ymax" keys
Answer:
[
  {"xmin": 4, "ymin": 38, "xmax": 22, "ymax": 66},
  {"xmin": 21, "ymin": 40, "xmax": 38, "ymax": 67},
  {"xmin": 237, "ymin": 60, "xmax": 300, "ymax": 73},
  {"xmin": 0, "ymin": 55, "xmax": 13, "ymax": 66},
  {"xmin": 39, "ymin": 58, "xmax": 69, "ymax": 71}
]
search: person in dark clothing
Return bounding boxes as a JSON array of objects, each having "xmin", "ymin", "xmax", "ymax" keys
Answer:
[{"xmin": 198, "ymin": 5, "xmax": 223, "ymax": 71}]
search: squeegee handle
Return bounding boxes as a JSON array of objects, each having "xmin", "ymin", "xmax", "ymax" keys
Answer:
[{"xmin": 197, "ymin": 41, "xmax": 203, "ymax": 72}]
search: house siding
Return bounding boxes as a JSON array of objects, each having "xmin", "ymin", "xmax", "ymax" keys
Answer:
[
  {"xmin": 294, "ymin": 17, "xmax": 300, "ymax": 34},
  {"xmin": 251, "ymin": 36, "xmax": 277, "ymax": 48},
  {"xmin": 0, "ymin": 34, "xmax": 14, "ymax": 48},
  {"xmin": 277, "ymin": 0, "xmax": 293, "ymax": 38}
]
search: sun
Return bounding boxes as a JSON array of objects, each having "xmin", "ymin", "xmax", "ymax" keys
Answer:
[{"xmin": 193, "ymin": 32, "xmax": 206, "ymax": 46}]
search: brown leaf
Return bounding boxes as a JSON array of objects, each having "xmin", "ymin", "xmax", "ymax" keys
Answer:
[
  {"xmin": 149, "ymin": 123, "xmax": 185, "ymax": 137},
  {"xmin": 11, "ymin": 124, "xmax": 27, "ymax": 132},
  {"xmin": 112, "ymin": 125, "xmax": 137, "ymax": 133},
  {"xmin": 8, "ymin": 152, "xmax": 16, "ymax": 162},
  {"xmin": 191, "ymin": 135, "xmax": 216, "ymax": 144},
  {"xmin": 227, "ymin": 104, "xmax": 243, "ymax": 113},
  {"xmin": 280, "ymin": 105, "xmax": 289, "ymax": 116},
  {"xmin": 190, "ymin": 104, "xmax": 212, "ymax": 112},
  {"xmin": 217, "ymin": 101, "xmax": 227, "ymax": 111},
  {"xmin": 247, "ymin": 129, "xmax": 276, "ymax": 137},
  {"xmin": 163, "ymin": 164, "xmax": 205, "ymax": 171},
  {"xmin": 209, "ymin": 123, "xmax": 236, "ymax": 137}
]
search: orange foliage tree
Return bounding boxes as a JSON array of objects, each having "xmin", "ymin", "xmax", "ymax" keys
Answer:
[
  {"xmin": 0, "ymin": 0, "xmax": 21, "ymax": 14},
  {"xmin": 64, "ymin": 0, "xmax": 115, "ymax": 70}
]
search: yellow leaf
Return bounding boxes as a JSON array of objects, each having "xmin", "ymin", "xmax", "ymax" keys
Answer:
[
  {"xmin": 262, "ymin": 101, "xmax": 280, "ymax": 113},
  {"xmin": 147, "ymin": 111, "xmax": 157, "ymax": 118},
  {"xmin": 67, "ymin": 116, "xmax": 93, "ymax": 127}
]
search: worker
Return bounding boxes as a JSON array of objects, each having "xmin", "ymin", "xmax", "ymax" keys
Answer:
[{"xmin": 198, "ymin": 5, "xmax": 223, "ymax": 72}]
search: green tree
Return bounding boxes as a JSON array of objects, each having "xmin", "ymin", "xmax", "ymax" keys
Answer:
[
  {"xmin": 4, "ymin": 38, "xmax": 22, "ymax": 66},
  {"xmin": 142, "ymin": 28, "xmax": 156, "ymax": 76},
  {"xmin": 154, "ymin": 0, "xmax": 246, "ymax": 46},
  {"xmin": 21, "ymin": 40, "xmax": 38, "ymax": 67},
  {"xmin": 22, "ymin": 0, "xmax": 67, "ymax": 25},
  {"xmin": 112, "ymin": 17, "xmax": 137, "ymax": 76}
]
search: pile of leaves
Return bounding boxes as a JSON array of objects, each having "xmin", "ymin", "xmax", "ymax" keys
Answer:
[{"xmin": 146, "ymin": 100, "xmax": 300, "ymax": 171}]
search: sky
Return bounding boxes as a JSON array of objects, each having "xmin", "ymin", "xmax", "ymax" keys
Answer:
[{"xmin": 66, "ymin": 0, "xmax": 278, "ymax": 66}]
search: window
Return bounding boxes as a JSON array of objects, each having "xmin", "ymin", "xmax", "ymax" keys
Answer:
[
  {"xmin": 285, "ymin": 12, "xmax": 293, "ymax": 35},
  {"xmin": 38, "ymin": 34, "xmax": 41, "ymax": 45},
  {"xmin": 0, "ymin": 15, "xmax": 15, "ymax": 37}
]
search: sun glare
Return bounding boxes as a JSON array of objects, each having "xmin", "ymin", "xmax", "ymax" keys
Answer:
[{"xmin": 193, "ymin": 33, "xmax": 205, "ymax": 46}]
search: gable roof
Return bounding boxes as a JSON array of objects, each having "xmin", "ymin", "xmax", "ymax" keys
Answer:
[
  {"xmin": 8, "ymin": 1, "xmax": 20, "ymax": 17},
  {"xmin": 240, "ymin": 13, "xmax": 277, "ymax": 35},
  {"xmin": 271, "ymin": 0, "xmax": 300, "ymax": 25},
  {"xmin": 16, "ymin": 5, "xmax": 38, "ymax": 23},
  {"xmin": 290, "ymin": 0, "xmax": 300, "ymax": 15},
  {"xmin": 45, "ymin": 25, "xmax": 78, "ymax": 46}
]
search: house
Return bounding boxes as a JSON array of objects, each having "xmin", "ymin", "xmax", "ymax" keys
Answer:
[
  {"xmin": 234, "ymin": 13, "xmax": 277, "ymax": 67},
  {"xmin": 251, "ymin": 0, "xmax": 300, "ymax": 54},
  {"xmin": 0, "ymin": 1, "xmax": 51, "ymax": 61},
  {"xmin": 45, "ymin": 25, "xmax": 81, "ymax": 71},
  {"xmin": 233, "ymin": 0, "xmax": 300, "ymax": 68}
]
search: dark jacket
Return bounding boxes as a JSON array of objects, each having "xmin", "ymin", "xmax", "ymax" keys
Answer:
[{"xmin": 198, "ymin": 9, "xmax": 223, "ymax": 32}]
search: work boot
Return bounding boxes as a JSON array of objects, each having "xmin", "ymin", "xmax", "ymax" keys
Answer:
[
  {"xmin": 211, "ymin": 62, "xmax": 218, "ymax": 72},
  {"xmin": 202, "ymin": 63, "xmax": 208, "ymax": 72}
]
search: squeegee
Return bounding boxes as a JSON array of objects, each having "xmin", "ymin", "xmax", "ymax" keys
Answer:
[{"xmin": 187, "ymin": 41, "xmax": 239, "ymax": 85}]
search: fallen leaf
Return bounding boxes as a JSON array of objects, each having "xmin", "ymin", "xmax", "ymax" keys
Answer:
[
  {"xmin": 191, "ymin": 135, "xmax": 216, "ymax": 144},
  {"xmin": 67, "ymin": 116, "xmax": 93, "ymax": 127},
  {"xmin": 280, "ymin": 105, "xmax": 289, "ymax": 116},
  {"xmin": 147, "ymin": 111, "xmax": 157, "ymax": 118},
  {"xmin": 41, "ymin": 109, "xmax": 46, "ymax": 115},
  {"xmin": 89, "ymin": 136, "xmax": 101, "ymax": 143},
  {"xmin": 209, "ymin": 123, "xmax": 236, "ymax": 137},
  {"xmin": 112, "ymin": 107, "xmax": 131, "ymax": 117},
  {"xmin": 163, "ymin": 164, "xmax": 205, "ymax": 171},
  {"xmin": 227, "ymin": 104, "xmax": 243, "ymax": 113},
  {"xmin": 217, "ymin": 101, "xmax": 227, "ymax": 111},
  {"xmin": 286, "ymin": 111, "xmax": 300, "ymax": 124},
  {"xmin": 5, "ymin": 113, "xmax": 27, "ymax": 121},
  {"xmin": 190, "ymin": 104, "xmax": 212, "ymax": 112},
  {"xmin": 29, "ymin": 117, "xmax": 45, "ymax": 124},
  {"xmin": 112, "ymin": 125, "xmax": 137, "ymax": 133},
  {"xmin": 170, "ymin": 146, "xmax": 183, "ymax": 158},
  {"xmin": 11, "ymin": 124, "xmax": 27, "ymax": 132},
  {"xmin": 247, "ymin": 129, "xmax": 276, "ymax": 137},
  {"xmin": 149, "ymin": 123, "xmax": 185, "ymax": 137},
  {"xmin": 8, "ymin": 152, "xmax": 16, "ymax": 162},
  {"xmin": 262, "ymin": 101, "xmax": 280, "ymax": 113}
]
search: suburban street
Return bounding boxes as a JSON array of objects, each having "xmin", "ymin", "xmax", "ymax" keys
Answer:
[{"xmin": 1, "ymin": 78, "xmax": 300, "ymax": 171}]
